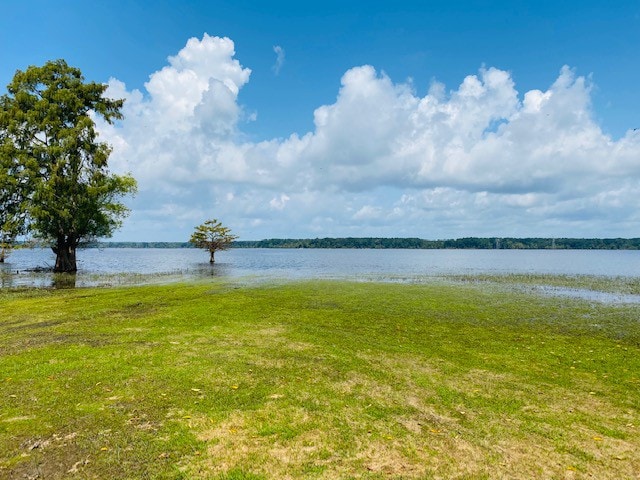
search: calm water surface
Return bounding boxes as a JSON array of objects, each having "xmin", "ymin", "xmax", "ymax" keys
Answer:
[{"xmin": 2, "ymin": 248, "xmax": 640, "ymax": 288}]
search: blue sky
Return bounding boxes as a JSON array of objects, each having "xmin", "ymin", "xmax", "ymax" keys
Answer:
[{"xmin": 2, "ymin": 1, "xmax": 640, "ymax": 241}]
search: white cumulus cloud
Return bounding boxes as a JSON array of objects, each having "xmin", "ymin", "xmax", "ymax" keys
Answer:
[{"xmin": 98, "ymin": 34, "xmax": 640, "ymax": 241}]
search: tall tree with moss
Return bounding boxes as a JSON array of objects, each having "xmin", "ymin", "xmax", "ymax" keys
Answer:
[
  {"xmin": 190, "ymin": 219, "xmax": 238, "ymax": 263},
  {"xmin": 0, "ymin": 60, "xmax": 136, "ymax": 272}
]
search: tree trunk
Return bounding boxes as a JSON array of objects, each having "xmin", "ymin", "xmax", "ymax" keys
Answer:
[
  {"xmin": 209, "ymin": 249, "xmax": 215, "ymax": 264},
  {"xmin": 52, "ymin": 236, "xmax": 78, "ymax": 273}
]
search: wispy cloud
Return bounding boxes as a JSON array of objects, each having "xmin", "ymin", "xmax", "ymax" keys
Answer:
[{"xmin": 272, "ymin": 45, "xmax": 285, "ymax": 75}]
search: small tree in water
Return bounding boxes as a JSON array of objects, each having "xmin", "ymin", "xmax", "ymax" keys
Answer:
[{"xmin": 190, "ymin": 219, "xmax": 238, "ymax": 263}]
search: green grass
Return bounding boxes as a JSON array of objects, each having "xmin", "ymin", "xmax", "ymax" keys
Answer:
[{"xmin": 1, "ymin": 279, "xmax": 639, "ymax": 479}]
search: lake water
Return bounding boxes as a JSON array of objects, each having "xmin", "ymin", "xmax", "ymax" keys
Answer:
[{"xmin": 2, "ymin": 247, "xmax": 640, "ymax": 289}]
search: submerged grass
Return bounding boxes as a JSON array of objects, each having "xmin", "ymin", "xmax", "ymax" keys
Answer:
[
  {"xmin": 450, "ymin": 272, "xmax": 640, "ymax": 295},
  {"xmin": 0, "ymin": 279, "xmax": 639, "ymax": 479}
]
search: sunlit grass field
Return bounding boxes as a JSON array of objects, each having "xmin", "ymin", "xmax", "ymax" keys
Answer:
[{"xmin": 1, "ymin": 278, "xmax": 639, "ymax": 479}]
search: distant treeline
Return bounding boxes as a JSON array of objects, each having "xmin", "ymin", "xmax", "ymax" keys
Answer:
[
  {"xmin": 233, "ymin": 237, "xmax": 640, "ymax": 250},
  {"xmin": 83, "ymin": 237, "xmax": 640, "ymax": 250}
]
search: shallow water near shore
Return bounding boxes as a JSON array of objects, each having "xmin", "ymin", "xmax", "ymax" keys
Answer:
[
  {"xmin": 4, "ymin": 247, "xmax": 640, "ymax": 278},
  {"xmin": 531, "ymin": 284, "xmax": 640, "ymax": 304},
  {"xmin": 2, "ymin": 248, "xmax": 640, "ymax": 302},
  {"xmin": 0, "ymin": 248, "xmax": 640, "ymax": 287}
]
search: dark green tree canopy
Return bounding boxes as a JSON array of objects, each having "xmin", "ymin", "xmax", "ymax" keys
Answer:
[
  {"xmin": 0, "ymin": 103, "xmax": 28, "ymax": 262},
  {"xmin": 190, "ymin": 219, "xmax": 238, "ymax": 263},
  {"xmin": 0, "ymin": 141, "xmax": 23, "ymax": 262},
  {"xmin": 0, "ymin": 59, "xmax": 136, "ymax": 272}
]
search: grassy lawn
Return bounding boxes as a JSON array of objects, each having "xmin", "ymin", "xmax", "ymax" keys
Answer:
[{"xmin": 0, "ymin": 279, "xmax": 639, "ymax": 479}]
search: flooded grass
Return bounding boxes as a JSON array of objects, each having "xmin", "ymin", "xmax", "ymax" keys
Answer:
[
  {"xmin": 451, "ymin": 273, "xmax": 640, "ymax": 296},
  {"xmin": 1, "ymin": 279, "xmax": 639, "ymax": 478}
]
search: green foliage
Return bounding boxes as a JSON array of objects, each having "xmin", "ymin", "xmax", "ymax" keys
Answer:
[
  {"xmin": 189, "ymin": 219, "xmax": 238, "ymax": 262},
  {"xmin": 0, "ymin": 220, "xmax": 19, "ymax": 262},
  {"xmin": 0, "ymin": 59, "xmax": 136, "ymax": 271},
  {"xmin": 0, "ymin": 123, "xmax": 26, "ymax": 261}
]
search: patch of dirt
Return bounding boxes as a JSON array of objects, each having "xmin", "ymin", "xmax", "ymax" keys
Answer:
[{"xmin": 5, "ymin": 432, "xmax": 88, "ymax": 480}]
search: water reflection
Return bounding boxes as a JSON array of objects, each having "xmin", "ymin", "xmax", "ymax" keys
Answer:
[
  {"xmin": 52, "ymin": 273, "xmax": 77, "ymax": 289},
  {"xmin": 192, "ymin": 262, "xmax": 232, "ymax": 278},
  {"xmin": 0, "ymin": 259, "xmax": 232, "ymax": 289},
  {"xmin": 0, "ymin": 270, "xmax": 16, "ymax": 288}
]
